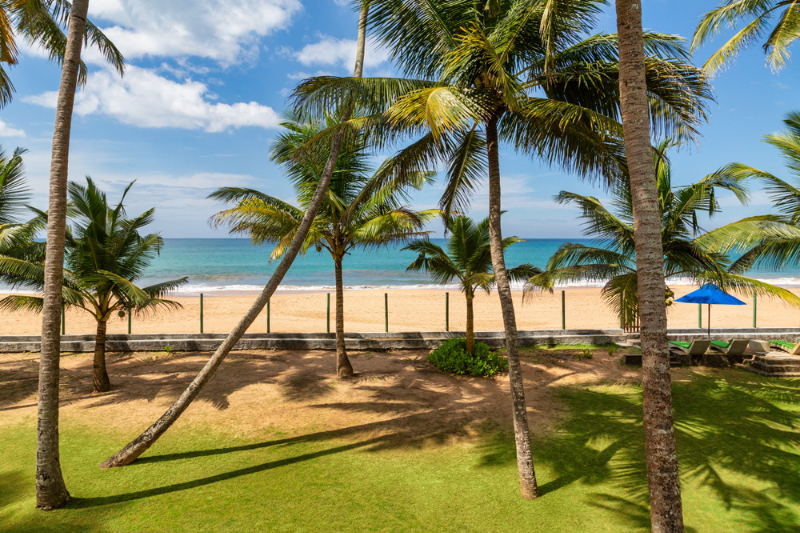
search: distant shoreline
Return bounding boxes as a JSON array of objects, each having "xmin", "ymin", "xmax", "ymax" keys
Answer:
[{"xmin": 4, "ymin": 276, "xmax": 800, "ymax": 298}]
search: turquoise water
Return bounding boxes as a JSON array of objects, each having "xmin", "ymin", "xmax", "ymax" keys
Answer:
[
  {"xmin": 140, "ymin": 238, "xmax": 578, "ymax": 293},
  {"xmin": 3, "ymin": 238, "xmax": 796, "ymax": 294},
  {"xmin": 136, "ymin": 238, "xmax": 798, "ymax": 293}
]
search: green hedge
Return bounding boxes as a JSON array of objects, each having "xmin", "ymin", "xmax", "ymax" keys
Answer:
[{"xmin": 427, "ymin": 338, "xmax": 508, "ymax": 377}]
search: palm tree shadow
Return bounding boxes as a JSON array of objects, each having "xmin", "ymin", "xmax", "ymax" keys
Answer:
[
  {"xmin": 71, "ymin": 435, "xmax": 392, "ymax": 509},
  {"xmin": 0, "ymin": 357, "xmax": 39, "ymax": 408},
  {"xmin": 134, "ymin": 410, "xmax": 451, "ymax": 466},
  {"xmin": 0, "ymin": 471, "xmax": 26, "ymax": 510},
  {"xmin": 81, "ymin": 351, "xmax": 298, "ymax": 410},
  {"xmin": 521, "ymin": 371, "xmax": 800, "ymax": 528}
]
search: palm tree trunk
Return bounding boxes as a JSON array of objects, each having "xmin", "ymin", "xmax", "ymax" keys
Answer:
[
  {"xmin": 35, "ymin": 0, "xmax": 90, "ymax": 510},
  {"xmin": 485, "ymin": 116, "xmax": 538, "ymax": 500},
  {"xmin": 334, "ymin": 256, "xmax": 353, "ymax": 377},
  {"xmin": 465, "ymin": 294, "xmax": 474, "ymax": 354},
  {"xmin": 100, "ymin": 4, "xmax": 370, "ymax": 469},
  {"xmin": 93, "ymin": 320, "xmax": 110, "ymax": 392},
  {"xmin": 616, "ymin": 1, "xmax": 684, "ymax": 531}
]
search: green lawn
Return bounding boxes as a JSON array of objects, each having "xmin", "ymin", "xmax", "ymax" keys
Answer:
[{"xmin": 2, "ymin": 370, "xmax": 799, "ymax": 532}]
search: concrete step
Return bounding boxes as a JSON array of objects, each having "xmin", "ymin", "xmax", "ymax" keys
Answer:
[{"xmin": 748, "ymin": 354, "xmax": 800, "ymax": 377}]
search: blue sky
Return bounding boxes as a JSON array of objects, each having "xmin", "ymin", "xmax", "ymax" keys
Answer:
[{"xmin": 0, "ymin": 0, "xmax": 798, "ymax": 239}]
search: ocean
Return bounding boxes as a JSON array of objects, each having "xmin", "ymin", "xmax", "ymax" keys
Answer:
[
  {"xmin": 131, "ymin": 238, "xmax": 800, "ymax": 294},
  {"xmin": 3, "ymin": 238, "xmax": 797, "ymax": 294}
]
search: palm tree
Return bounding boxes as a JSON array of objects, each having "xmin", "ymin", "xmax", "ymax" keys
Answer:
[
  {"xmin": 405, "ymin": 215, "xmax": 539, "ymax": 353},
  {"xmin": 615, "ymin": 0, "xmax": 684, "ymax": 529},
  {"xmin": 292, "ymin": 0, "xmax": 711, "ymax": 500},
  {"xmin": 0, "ymin": 146, "xmax": 44, "ymax": 269},
  {"xmin": 209, "ymin": 115, "xmax": 436, "ymax": 377},
  {"xmin": 697, "ymin": 111, "xmax": 800, "ymax": 270},
  {"xmin": 37, "ymin": 0, "xmax": 91, "ymax": 508},
  {"xmin": 0, "ymin": 146, "xmax": 28, "ymax": 224},
  {"xmin": 527, "ymin": 140, "xmax": 800, "ymax": 327},
  {"xmin": 692, "ymin": 0, "xmax": 800, "ymax": 73},
  {"xmin": 0, "ymin": 178, "xmax": 188, "ymax": 392},
  {"xmin": 0, "ymin": 0, "xmax": 124, "ymax": 107},
  {"xmin": 101, "ymin": 3, "xmax": 372, "ymax": 469}
]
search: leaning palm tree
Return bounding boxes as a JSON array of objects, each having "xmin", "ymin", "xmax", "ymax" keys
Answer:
[
  {"xmin": 692, "ymin": 0, "xmax": 800, "ymax": 73},
  {"xmin": 616, "ymin": 0, "xmax": 690, "ymax": 527},
  {"xmin": 210, "ymin": 114, "xmax": 437, "ymax": 377},
  {"xmin": 292, "ymin": 0, "xmax": 711, "ymax": 500},
  {"xmin": 527, "ymin": 140, "xmax": 800, "ymax": 327},
  {"xmin": 101, "ymin": 2, "xmax": 371, "ymax": 470},
  {"xmin": 0, "ymin": 178, "xmax": 188, "ymax": 393},
  {"xmin": 405, "ymin": 215, "xmax": 539, "ymax": 353},
  {"xmin": 697, "ymin": 111, "xmax": 800, "ymax": 271},
  {"xmin": 0, "ymin": 0, "xmax": 124, "ymax": 107}
]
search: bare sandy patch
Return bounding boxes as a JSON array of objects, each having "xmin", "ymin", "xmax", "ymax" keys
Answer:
[{"xmin": 0, "ymin": 347, "xmax": 642, "ymax": 449}]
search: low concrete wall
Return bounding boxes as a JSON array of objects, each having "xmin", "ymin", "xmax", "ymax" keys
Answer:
[
  {"xmin": 0, "ymin": 329, "xmax": 627, "ymax": 353},
  {"xmin": 7, "ymin": 327, "xmax": 798, "ymax": 354}
]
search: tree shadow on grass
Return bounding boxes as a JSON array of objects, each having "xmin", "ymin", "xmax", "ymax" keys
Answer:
[
  {"xmin": 133, "ymin": 410, "xmax": 453, "ymax": 465},
  {"xmin": 0, "ymin": 471, "xmax": 108, "ymax": 533},
  {"xmin": 674, "ymin": 373, "xmax": 800, "ymax": 507},
  {"xmin": 473, "ymin": 371, "xmax": 800, "ymax": 531},
  {"xmin": 0, "ymin": 471, "xmax": 26, "ymax": 511},
  {"xmin": 71, "ymin": 435, "xmax": 393, "ymax": 509}
]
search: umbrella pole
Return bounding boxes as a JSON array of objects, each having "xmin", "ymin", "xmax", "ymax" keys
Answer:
[{"xmin": 708, "ymin": 304, "xmax": 711, "ymax": 338}]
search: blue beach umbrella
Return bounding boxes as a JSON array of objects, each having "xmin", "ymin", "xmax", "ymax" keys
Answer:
[{"xmin": 675, "ymin": 284, "xmax": 746, "ymax": 337}]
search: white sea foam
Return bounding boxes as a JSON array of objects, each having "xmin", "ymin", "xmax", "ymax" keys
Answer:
[
  {"xmin": 5, "ymin": 275, "xmax": 800, "ymax": 297},
  {"xmin": 171, "ymin": 275, "xmax": 800, "ymax": 293}
]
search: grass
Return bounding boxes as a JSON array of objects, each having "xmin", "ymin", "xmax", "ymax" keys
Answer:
[{"xmin": 2, "ymin": 369, "xmax": 800, "ymax": 532}]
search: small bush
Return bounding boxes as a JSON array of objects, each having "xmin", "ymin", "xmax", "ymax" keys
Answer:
[
  {"xmin": 578, "ymin": 348, "xmax": 594, "ymax": 361},
  {"xmin": 427, "ymin": 338, "xmax": 508, "ymax": 377}
]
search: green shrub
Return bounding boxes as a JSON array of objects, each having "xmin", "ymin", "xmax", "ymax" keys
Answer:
[{"xmin": 427, "ymin": 338, "xmax": 508, "ymax": 377}]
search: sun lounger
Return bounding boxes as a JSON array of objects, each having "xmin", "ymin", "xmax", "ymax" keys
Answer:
[
  {"xmin": 669, "ymin": 340, "xmax": 710, "ymax": 356},
  {"xmin": 709, "ymin": 339, "xmax": 750, "ymax": 356},
  {"xmin": 709, "ymin": 339, "xmax": 751, "ymax": 364},
  {"xmin": 770, "ymin": 340, "xmax": 800, "ymax": 355}
]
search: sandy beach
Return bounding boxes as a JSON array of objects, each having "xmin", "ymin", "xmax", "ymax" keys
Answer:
[{"xmin": 1, "ymin": 286, "xmax": 799, "ymax": 336}]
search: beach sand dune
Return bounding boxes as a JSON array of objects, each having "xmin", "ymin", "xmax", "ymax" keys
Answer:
[{"xmin": 1, "ymin": 286, "xmax": 798, "ymax": 336}]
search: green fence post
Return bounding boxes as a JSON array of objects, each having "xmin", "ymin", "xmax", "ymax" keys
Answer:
[
  {"xmin": 445, "ymin": 292, "xmax": 449, "ymax": 332},
  {"xmin": 127, "ymin": 309, "xmax": 131, "ymax": 335},
  {"xmin": 327, "ymin": 293, "xmax": 331, "ymax": 333},
  {"xmin": 200, "ymin": 293, "xmax": 204, "ymax": 334},
  {"xmin": 698, "ymin": 303, "xmax": 702, "ymax": 329},
  {"xmin": 61, "ymin": 303, "xmax": 65, "ymax": 335},
  {"xmin": 267, "ymin": 299, "xmax": 271, "ymax": 333},
  {"xmin": 384, "ymin": 293, "xmax": 388, "ymax": 333},
  {"xmin": 561, "ymin": 290, "xmax": 566, "ymax": 330},
  {"xmin": 753, "ymin": 291, "xmax": 757, "ymax": 329}
]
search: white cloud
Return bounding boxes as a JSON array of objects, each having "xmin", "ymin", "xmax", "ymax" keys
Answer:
[
  {"xmin": 23, "ymin": 66, "xmax": 281, "ymax": 133},
  {"xmin": 103, "ymin": 172, "xmax": 256, "ymax": 190},
  {"xmin": 84, "ymin": 0, "xmax": 302, "ymax": 65},
  {"xmin": 469, "ymin": 175, "xmax": 571, "ymax": 211},
  {"xmin": 295, "ymin": 36, "xmax": 391, "ymax": 70},
  {"xmin": 0, "ymin": 119, "xmax": 25, "ymax": 137}
]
